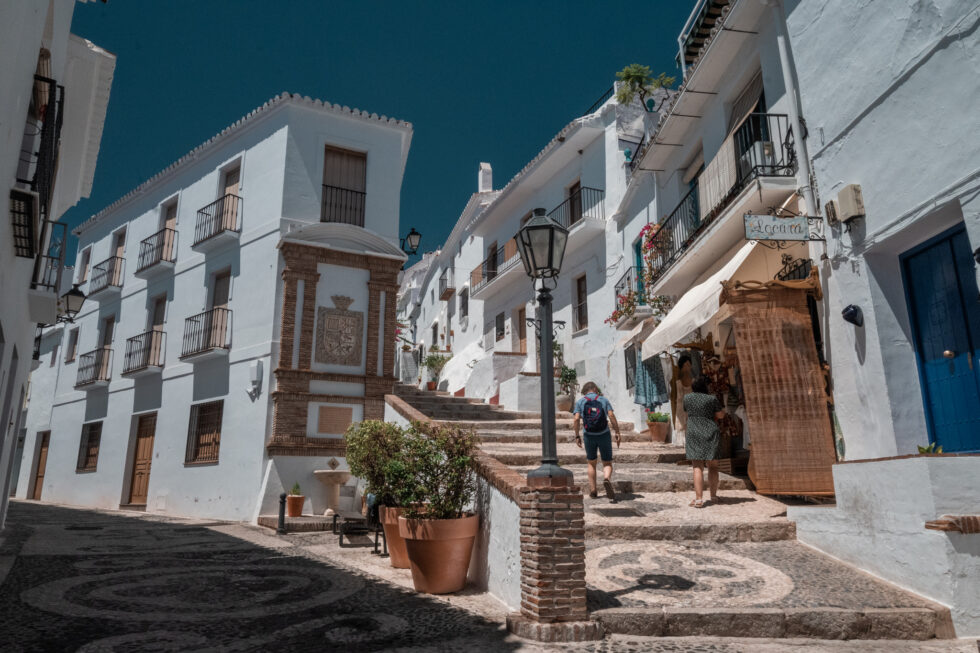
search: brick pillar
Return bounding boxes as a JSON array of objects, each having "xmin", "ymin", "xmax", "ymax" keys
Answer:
[
  {"xmin": 297, "ymin": 272, "xmax": 319, "ymax": 369},
  {"xmin": 506, "ymin": 475, "xmax": 602, "ymax": 642},
  {"xmin": 381, "ymin": 285, "xmax": 398, "ymax": 378},
  {"xmin": 365, "ymin": 281, "xmax": 382, "ymax": 377},
  {"xmin": 279, "ymin": 274, "xmax": 298, "ymax": 369}
]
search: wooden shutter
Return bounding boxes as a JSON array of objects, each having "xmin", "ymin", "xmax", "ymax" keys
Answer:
[
  {"xmin": 188, "ymin": 400, "xmax": 223, "ymax": 463},
  {"xmin": 78, "ymin": 422, "xmax": 102, "ymax": 471},
  {"xmin": 323, "ymin": 146, "xmax": 366, "ymax": 192},
  {"xmin": 576, "ymin": 276, "xmax": 589, "ymax": 329}
]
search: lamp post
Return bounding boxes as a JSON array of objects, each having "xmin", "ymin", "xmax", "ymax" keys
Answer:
[
  {"xmin": 516, "ymin": 208, "xmax": 573, "ymax": 483},
  {"xmin": 400, "ymin": 227, "xmax": 422, "ymax": 255}
]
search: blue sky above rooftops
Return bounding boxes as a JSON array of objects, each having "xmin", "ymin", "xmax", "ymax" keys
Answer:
[{"xmin": 65, "ymin": 1, "xmax": 688, "ymax": 263}]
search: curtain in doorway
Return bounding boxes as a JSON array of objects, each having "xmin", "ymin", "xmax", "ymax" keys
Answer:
[{"xmin": 634, "ymin": 350, "xmax": 668, "ymax": 408}]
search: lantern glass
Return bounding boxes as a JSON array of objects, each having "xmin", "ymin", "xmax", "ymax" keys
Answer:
[
  {"xmin": 61, "ymin": 284, "xmax": 86, "ymax": 320},
  {"xmin": 516, "ymin": 210, "xmax": 568, "ymax": 280},
  {"xmin": 406, "ymin": 227, "xmax": 421, "ymax": 252}
]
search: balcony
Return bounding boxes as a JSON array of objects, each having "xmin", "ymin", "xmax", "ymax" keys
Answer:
[
  {"xmin": 645, "ymin": 113, "xmax": 796, "ymax": 292},
  {"xmin": 180, "ymin": 307, "xmax": 232, "ymax": 361},
  {"xmin": 547, "ymin": 187, "xmax": 605, "ymax": 234},
  {"xmin": 470, "ymin": 239, "xmax": 520, "ymax": 298},
  {"xmin": 75, "ymin": 346, "xmax": 112, "ymax": 389},
  {"xmin": 135, "ymin": 228, "xmax": 177, "ymax": 279},
  {"xmin": 321, "ymin": 185, "xmax": 366, "ymax": 227},
  {"xmin": 88, "ymin": 256, "xmax": 125, "ymax": 301},
  {"xmin": 122, "ymin": 330, "xmax": 166, "ymax": 377},
  {"xmin": 27, "ymin": 220, "xmax": 66, "ymax": 324},
  {"xmin": 439, "ymin": 268, "xmax": 455, "ymax": 301},
  {"xmin": 611, "ymin": 266, "xmax": 653, "ymax": 330},
  {"xmin": 192, "ymin": 194, "xmax": 241, "ymax": 251}
]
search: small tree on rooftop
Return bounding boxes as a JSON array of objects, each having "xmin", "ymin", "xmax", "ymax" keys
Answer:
[{"xmin": 615, "ymin": 64, "xmax": 675, "ymax": 107}]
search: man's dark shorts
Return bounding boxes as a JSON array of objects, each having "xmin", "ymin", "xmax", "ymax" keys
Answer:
[{"xmin": 583, "ymin": 429, "xmax": 613, "ymax": 462}]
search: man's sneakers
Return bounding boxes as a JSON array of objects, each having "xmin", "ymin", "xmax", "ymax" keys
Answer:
[
  {"xmin": 589, "ymin": 489, "xmax": 598, "ymax": 499},
  {"xmin": 603, "ymin": 479, "xmax": 617, "ymax": 503}
]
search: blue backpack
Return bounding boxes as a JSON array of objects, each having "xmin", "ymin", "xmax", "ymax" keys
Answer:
[{"xmin": 582, "ymin": 394, "xmax": 608, "ymax": 433}]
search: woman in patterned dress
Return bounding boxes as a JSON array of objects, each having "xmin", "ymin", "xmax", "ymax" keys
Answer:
[{"xmin": 684, "ymin": 376, "xmax": 726, "ymax": 508}]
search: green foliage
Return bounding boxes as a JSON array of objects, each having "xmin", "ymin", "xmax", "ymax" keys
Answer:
[
  {"xmin": 557, "ymin": 365, "xmax": 578, "ymax": 396},
  {"xmin": 422, "ymin": 353, "xmax": 451, "ymax": 379},
  {"xmin": 645, "ymin": 410, "xmax": 670, "ymax": 423},
  {"xmin": 615, "ymin": 64, "xmax": 675, "ymax": 106},
  {"xmin": 397, "ymin": 420, "xmax": 477, "ymax": 521},
  {"xmin": 917, "ymin": 442, "xmax": 944, "ymax": 454},
  {"xmin": 344, "ymin": 421, "xmax": 410, "ymax": 507},
  {"xmin": 289, "ymin": 482, "xmax": 302, "ymax": 495}
]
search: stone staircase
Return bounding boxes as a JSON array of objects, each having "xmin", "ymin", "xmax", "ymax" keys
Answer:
[{"xmin": 393, "ymin": 385, "xmax": 954, "ymax": 642}]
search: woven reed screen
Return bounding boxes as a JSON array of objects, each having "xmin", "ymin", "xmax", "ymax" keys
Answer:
[{"xmin": 728, "ymin": 286, "xmax": 836, "ymax": 496}]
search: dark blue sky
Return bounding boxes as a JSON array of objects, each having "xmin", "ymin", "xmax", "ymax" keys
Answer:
[{"xmin": 66, "ymin": 1, "xmax": 689, "ymax": 263}]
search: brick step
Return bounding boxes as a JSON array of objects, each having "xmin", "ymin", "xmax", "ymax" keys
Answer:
[
  {"xmin": 511, "ymin": 463, "xmax": 751, "ymax": 492},
  {"xmin": 585, "ymin": 539, "xmax": 952, "ymax": 641},
  {"xmin": 438, "ymin": 419, "xmax": 636, "ymax": 433},
  {"xmin": 593, "ymin": 607, "xmax": 949, "ymax": 641},
  {"xmin": 477, "ymin": 431, "xmax": 652, "ymax": 444},
  {"xmin": 480, "ymin": 442, "xmax": 681, "ymax": 466}
]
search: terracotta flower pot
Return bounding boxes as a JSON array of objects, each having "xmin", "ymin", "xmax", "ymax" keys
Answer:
[
  {"xmin": 426, "ymin": 381, "xmax": 437, "ymax": 391},
  {"xmin": 648, "ymin": 421, "xmax": 670, "ymax": 443},
  {"xmin": 398, "ymin": 514, "xmax": 478, "ymax": 594},
  {"xmin": 286, "ymin": 494, "xmax": 304, "ymax": 517},
  {"xmin": 379, "ymin": 506, "xmax": 410, "ymax": 569},
  {"xmin": 556, "ymin": 394, "xmax": 573, "ymax": 412}
]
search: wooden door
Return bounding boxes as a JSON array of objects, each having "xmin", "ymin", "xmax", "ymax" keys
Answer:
[
  {"xmin": 101, "ymin": 316, "xmax": 115, "ymax": 347},
  {"xmin": 212, "ymin": 271, "xmax": 230, "ymax": 308},
  {"xmin": 128, "ymin": 414, "xmax": 156, "ymax": 505},
  {"xmin": 518, "ymin": 308, "xmax": 527, "ymax": 354},
  {"xmin": 211, "ymin": 271, "xmax": 231, "ymax": 348},
  {"xmin": 902, "ymin": 227, "xmax": 980, "ymax": 452},
  {"xmin": 163, "ymin": 203, "xmax": 177, "ymax": 259},
  {"xmin": 568, "ymin": 181, "xmax": 582, "ymax": 225},
  {"xmin": 113, "ymin": 230, "xmax": 126, "ymax": 285},
  {"xmin": 150, "ymin": 296, "xmax": 166, "ymax": 366},
  {"xmin": 32, "ymin": 431, "xmax": 49, "ymax": 500},
  {"xmin": 486, "ymin": 242, "xmax": 498, "ymax": 279},
  {"xmin": 221, "ymin": 167, "xmax": 240, "ymax": 230}
]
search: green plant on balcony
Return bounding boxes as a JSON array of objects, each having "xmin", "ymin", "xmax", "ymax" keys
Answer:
[
  {"xmin": 648, "ymin": 294, "xmax": 673, "ymax": 319},
  {"xmin": 615, "ymin": 64, "xmax": 675, "ymax": 107},
  {"xmin": 604, "ymin": 289, "xmax": 640, "ymax": 326}
]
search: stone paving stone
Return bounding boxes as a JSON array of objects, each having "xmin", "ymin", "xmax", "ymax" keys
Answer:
[
  {"xmin": 512, "ymin": 463, "xmax": 751, "ymax": 492},
  {"xmin": 479, "ymin": 441, "xmax": 686, "ymax": 466}
]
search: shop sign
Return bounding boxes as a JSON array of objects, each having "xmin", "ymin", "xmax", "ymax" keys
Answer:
[{"xmin": 743, "ymin": 214, "xmax": 816, "ymax": 241}]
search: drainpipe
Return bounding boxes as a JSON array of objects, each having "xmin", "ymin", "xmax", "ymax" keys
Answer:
[{"xmin": 766, "ymin": 0, "xmax": 818, "ymax": 217}]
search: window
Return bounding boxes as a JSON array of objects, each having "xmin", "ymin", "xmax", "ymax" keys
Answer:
[
  {"xmin": 459, "ymin": 288, "xmax": 469, "ymax": 319},
  {"xmin": 49, "ymin": 343, "xmax": 59, "ymax": 367},
  {"xmin": 322, "ymin": 146, "xmax": 367, "ymax": 225},
  {"xmin": 432, "ymin": 323, "xmax": 438, "ymax": 348},
  {"xmin": 78, "ymin": 248, "xmax": 91, "ymax": 283},
  {"xmin": 624, "ymin": 344, "xmax": 637, "ymax": 391},
  {"xmin": 186, "ymin": 400, "xmax": 223, "ymax": 464},
  {"xmin": 568, "ymin": 181, "xmax": 582, "ymax": 226},
  {"xmin": 574, "ymin": 275, "xmax": 589, "ymax": 331},
  {"xmin": 495, "ymin": 312, "xmax": 505, "ymax": 341},
  {"xmin": 65, "ymin": 328, "xmax": 79, "ymax": 362},
  {"xmin": 77, "ymin": 421, "xmax": 102, "ymax": 471}
]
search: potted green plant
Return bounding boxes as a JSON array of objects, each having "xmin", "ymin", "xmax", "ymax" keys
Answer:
[
  {"xmin": 645, "ymin": 409, "xmax": 671, "ymax": 442},
  {"xmin": 345, "ymin": 421, "xmax": 413, "ymax": 568},
  {"xmin": 286, "ymin": 482, "xmax": 304, "ymax": 517},
  {"xmin": 422, "ymin": 352, "xmax": 450, "ymax": 391},
  {"xmin": 396, "ymin": 420, "xmax": 478, "ymax": 594},
  {"xmin": 556, "ymin": 364, "xmax": 578, "ymax": 412}
]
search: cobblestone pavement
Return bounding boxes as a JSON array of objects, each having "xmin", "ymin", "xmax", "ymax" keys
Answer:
[{"xmin": 2, "ymin": 501, "xmax": 975, "ymax": 652}]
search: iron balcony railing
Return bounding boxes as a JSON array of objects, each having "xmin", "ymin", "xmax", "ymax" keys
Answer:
[
  {"xmin": 439, "ymin": 268, "xmax": 455, "ymax": 300},
  {"xmin": 547, "ymin": 187, "xmax": 605, "ymax": 230},
  {"xmin": 614, "ymin": 266, "xmax": 646, "ymax": 305},
  {"xmin": 321, "ymin": 185, "xmax": 366, "ymax": 226},
  {"xmin": 194, "ymin": 194, "xmax": 241, "ymax": 246},
  {"xmin": 584, "ymin": 86, "xmax": 614, "ymax": 116},
  {"xmin": 645, "ymin": 113, "xmax": 796, "ymax": 284},
  {"xmin": 30, "ymin": 220, "xmax": 66, "ymax": 293},
  {"xmin": 471, "ymin": 239, "xmax": 520, "ymax": 294},
  {"xmin": 626, "ymin": 135, "xmax": 647, "ymax": 175},
  {"xmin": 89, "ymin": 256, "xmax": 125, "ymax": 294},
  {"xmin": 137, "ymin": 228, "xmax": 178, "ymax": 273},
  {"xmin": 17, "ymin": 75, "xmax": 64, "ymax": 227},
  {"xmin": 123, "ymin": 330, "xmax": 166, "ymax": 374},
  {"xmin": 76, "ymin": 346, "xmax": 112, "ymax": 387},
  {"xmin": 181, "ymin": 307, "xmax": 232, "ymax": 358}
]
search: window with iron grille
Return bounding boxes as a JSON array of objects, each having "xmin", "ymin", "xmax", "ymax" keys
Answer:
[
  {"xmin": 186, "ymin": 400, "xmax": 223, "ymax": 464},
  {"xmin": 321, "ymin": 146, "xmax": 367, "ymax": 226},
  {"xmin": 459, "ymin": 288, "xmax": 469, "ymax": 319},
  {"xmin": 65, "ymin": 328, "xmax": 78, "ymax": 362},
  {"xmin": 76, "ymin": 422, "xmax": 102, "ymax": 471},
  {"xmin": 495, "ymin": 312, "xmax": 505, "ymax": 341},
  {"xmin": 431, "ymin": 323, "xmax": 438, "ymax": 348},
  {"xmin": 624, "ymin": 344, "xmax": 637, "ymax": 391},
  {"xmin": 574, "ymin": 275, "xmax": 589, "ymax": 331}
]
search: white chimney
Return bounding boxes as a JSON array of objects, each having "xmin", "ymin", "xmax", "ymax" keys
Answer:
[{"xmin": 478, "ymin": 162, "xmax": 493, "ymax": 193}]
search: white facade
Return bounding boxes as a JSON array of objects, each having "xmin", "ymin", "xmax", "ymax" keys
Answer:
[
  {"xmin": 16, "ymin": 94, "xmax": 412, "ymax": 522},
  {"xmin": 0, "ymin": 0, "xmax": 115, "ymax": 529}
]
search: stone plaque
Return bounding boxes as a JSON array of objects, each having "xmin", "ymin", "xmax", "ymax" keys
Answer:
[
  {"xmin": 316, "ymin": 296, "xmax": 363, "ymax": 366},
  {"xmin": 317, "ymin": 405, "xmax": 353, "ymax": 435}
]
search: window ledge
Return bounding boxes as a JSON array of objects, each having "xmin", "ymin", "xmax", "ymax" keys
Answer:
[
  {"xmin": 183, "ymin": 459, "xmax": 219, "ymax": 467},
  {"xmin": 75, "ymin": 467, "xmax": 97, "ymax": 474},
  {"xmin": 572, "ymin": 327, "xmax": 589, "ymax": 338}
]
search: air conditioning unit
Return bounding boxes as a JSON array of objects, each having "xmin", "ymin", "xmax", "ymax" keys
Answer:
[
  {"xmin": 10, "ymin": 188, "xmax": 40, "ymax": 258},
  {"xmin": 824, "ymin": 199, "xmax": 840, "ymax": 226},
  {"xmin": 838, "ymin": 184, "xmax": 865, "ymax": 223}
]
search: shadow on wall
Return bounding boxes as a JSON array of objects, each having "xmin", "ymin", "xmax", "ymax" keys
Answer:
[{"xmin": 192, "ymin": 357, "xmax": 229, "ymax": 402}]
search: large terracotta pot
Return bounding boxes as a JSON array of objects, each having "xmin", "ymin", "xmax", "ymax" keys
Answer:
[
  {"xmin": 379, "ymin": 506, "xmax": 410, "ymax": 569},
  {"xmin": 398, "ymin": 514, "xmax": 479, "ymax": 594},
  {"xmin": 648, "ymin": 421, "xmax": 670, "ymax": 443},
  {"xmin": 286, "ymin": 494, "xmax": 304, "ymax": 517},
  {"xmin": 556, "ymin": 394, "xmax": 573, "ymax": 412}
]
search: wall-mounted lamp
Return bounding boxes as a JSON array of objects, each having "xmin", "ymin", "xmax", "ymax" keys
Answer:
[
  {"xmin": 247, "ymin": 359, "xmax": 263, "ymax": 400},
  {"xmin": 400, "ymin": 227, "xmax": 421, "ymax": 255},
  {"xmin": 842, "ymin": 304, "xmax": 863, "ymax": 327}
]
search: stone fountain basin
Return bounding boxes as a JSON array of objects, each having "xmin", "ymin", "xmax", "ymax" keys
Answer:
[{"xmin": 313, "ymin": 470, "xmax": 351, "ymax": 485}]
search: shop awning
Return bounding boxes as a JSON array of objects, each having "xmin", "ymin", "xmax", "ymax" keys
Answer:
[{"xmin": 641, "ymin": 241, "xmax": 757, "ymax": 359}]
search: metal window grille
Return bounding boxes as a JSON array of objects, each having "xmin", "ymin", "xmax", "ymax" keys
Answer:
[
  {"xmin": 187, "ymin": 400, "xmax": 223, "ymax": 463},
  {"xmin": 495, "ymin": 313, "xmax": 505, "ymax": 341},
  {"xmin": 459, "ymin": 289, "xmax": 469, "ymax": 319},
  {"xmin": 574, "ymin": 276, "xmax": 589, "ymax": 330},
  {"xmin": 624, "ymin": 344, "xmax": 637, "ymax": 391},
  {"xmin": 77, "ymin": 422, "xmax": 102, "ymax": 471}
]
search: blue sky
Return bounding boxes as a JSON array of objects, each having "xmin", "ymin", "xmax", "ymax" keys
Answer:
[{"xmin": 66, "ymin": 1, "xmax": 690, "ymax": 263}]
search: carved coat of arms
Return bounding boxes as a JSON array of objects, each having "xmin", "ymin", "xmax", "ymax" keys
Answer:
[{"xmin": 316, "ymin": 296, "xmax": 363, "ymax": 366}]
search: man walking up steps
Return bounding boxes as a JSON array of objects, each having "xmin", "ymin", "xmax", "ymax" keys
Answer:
[{"xmin": 573, "ymin": 381, "xmax": 622, "ymax": 502}]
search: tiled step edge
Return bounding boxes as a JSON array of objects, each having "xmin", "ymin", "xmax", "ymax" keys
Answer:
[
  {"xmin": 592, "ymin": 606, "xmax": 953, "ymax": 640},
  {"xmin": 585, "ymin": 521, "xmax": 796, "ymax": 542},
  {"xmin": 489, "ymin": 452, "xmax": 686, "ymax": 465}
]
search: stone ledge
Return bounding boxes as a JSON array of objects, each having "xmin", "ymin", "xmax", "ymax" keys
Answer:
[
  {"xmin": 384, "ymin": 394, "xmax": 430, "ymax": 423},
  {"xmin": 471, "ymin": 450, "xmax": 528, "ymax": 503},
  {"xmin": 505, "ymin": 613, "xmax": 603, "ymax": 642}
]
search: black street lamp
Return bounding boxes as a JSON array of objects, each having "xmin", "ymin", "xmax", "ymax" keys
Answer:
[
  {"xmin": 516, "ymin": 208, "xmax": 573, "ymax": 483},
  {"xmin": 400, "ymin": 227, "xmax": 422, "ymax": 255},
  {"xmin": 57, "ymin": 284, "xmax": 86, "ymax": 323}
]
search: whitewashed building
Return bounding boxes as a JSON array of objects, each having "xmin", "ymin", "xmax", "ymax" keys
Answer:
[
  {"xmin": 16, "ymin": 93, "xmax": 413, "ymax": 522},
  {"xmin": 0, "ymin": 0, "xmax": 115, "ymax": 529}
]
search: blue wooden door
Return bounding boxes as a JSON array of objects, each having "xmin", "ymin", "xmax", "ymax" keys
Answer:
[{"xmin": 903, "ymin": 227, "xmax": 980, "ymax": 452}]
